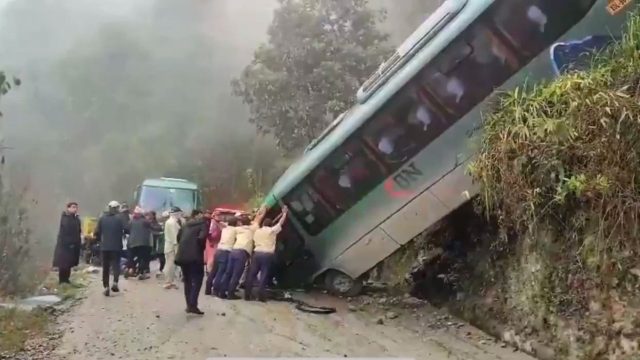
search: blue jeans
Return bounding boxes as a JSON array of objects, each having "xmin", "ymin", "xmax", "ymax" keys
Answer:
[
  {"xmin": 220, "ymin": 249, "xmax": 249, "ymax": 296},
  {"xmin": 208, "ymin": 250, "xmax": 230, "ymax": 294},
  {"xmin": 244, "ymin": 252, "xmax": 274, "ymax": 299}
]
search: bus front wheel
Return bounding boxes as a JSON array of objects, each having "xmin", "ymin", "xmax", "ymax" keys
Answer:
[{"xmin": 323, "ymin": 270, "xmax": 363, "ymax": 297}]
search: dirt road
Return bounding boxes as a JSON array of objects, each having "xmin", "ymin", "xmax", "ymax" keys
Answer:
[{"xmin": 53, "ymin": 272, "xmax": 536, "ymax": 360}]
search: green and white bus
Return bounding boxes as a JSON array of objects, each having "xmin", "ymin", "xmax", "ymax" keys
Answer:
[
  {"xmin": 264, "ymin": 0, "xmax": 636, "ymax": 296},
  {"xmin": 135, "ymin": 177, "xmax": 203, "ymax": 216}
]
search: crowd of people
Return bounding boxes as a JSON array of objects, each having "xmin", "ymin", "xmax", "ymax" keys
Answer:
[{"xmin": 53, "ymin": 200, "xmax": 289, "ymax": 316}]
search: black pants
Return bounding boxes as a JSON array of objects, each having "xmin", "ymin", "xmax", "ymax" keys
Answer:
[
  {"xmin": 158, "ymin": 253, "xmax": 166, "ymax": 272},
  {"xmin": 180, "ymin": 263, "xmax": 204, "ymax": 309},
  {"xmin": 58, "ymin": 267, "xmax": 71, "ymax": 284},
  {"xmin": 101, "ymin": 251, "xmax": 121, "ymax": 288},
  {"xmin": 131, "ymin": 246, "xmax": 152, "ymax": 274},
  {"xmin": 126, "ymin": 248, "xmax": 136, "ymax": 271}
]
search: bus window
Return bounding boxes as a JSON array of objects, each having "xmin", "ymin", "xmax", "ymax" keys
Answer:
[
  {"xmin": 284, "ymin": 184, "xmax": 334, "ymax": 236},
  {"xmin": 312, "ymin": 139, "xmax": 386, "ymax": 213},
  {"xmin": 421, "ymin": 23, "xmax": 519, "ymax": 115},
  {"xmin": 363, "ymin": 85, "xmax": 449, "ymax": 169},
  {"xmin": 492, "ymin": 0, "xmax": 595, "ymax": 58}
]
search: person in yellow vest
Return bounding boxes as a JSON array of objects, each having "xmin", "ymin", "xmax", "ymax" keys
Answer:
[
  {"xmin": 218, "ymin": 206, "xmax": 266, "ymax": 299},
  {"xmin": 244, "ymin": 206, "xmax": 288, "ymax": 301}
]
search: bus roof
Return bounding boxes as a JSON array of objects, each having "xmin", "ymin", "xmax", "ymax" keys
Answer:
[
  {"xmin": 266, "ymin": 0, "xmax": 482, "ymax": 203},
  {"xmin": 142, "ymin": 178, "xmax": 199, "ymax": 190}
]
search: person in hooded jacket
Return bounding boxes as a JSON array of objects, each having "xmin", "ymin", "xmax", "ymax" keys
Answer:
[
  {"xmin": 94, "ymin": 201, "xmax": 128, "ymax": 296},
  {"xmin": 128, "ymin": 208, "xmax": 160, "ymax": 280},
  {"xmin": 53, "ymin": 202, "xmax": 82, "ymax": 285},
  {"xmin": 174, "ymin": 209, "xmax": 208, "ymax": 315}
]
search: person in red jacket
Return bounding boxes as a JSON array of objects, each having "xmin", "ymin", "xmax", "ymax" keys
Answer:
[{"xmin": 203, "ymin": 210, "xmax": 220, "ymax": 274}]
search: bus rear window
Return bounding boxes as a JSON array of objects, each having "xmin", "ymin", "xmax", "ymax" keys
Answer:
[
  {"xmin": 492, "ymin": 0, "xmax": 596, "ymax": 57},
  {"xmin": 284, "ymin": 184, "xmax": 334, "ymax": 236}
]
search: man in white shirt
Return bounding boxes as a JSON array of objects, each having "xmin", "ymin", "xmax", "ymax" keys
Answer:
[
  {"xmin": 219, "ymin": 206, "xmax": 266, "ymax": 299},
  {"xmin": 244, "ymin": 206, "xmax": 288, "ymax": 302},
  {"xmin": 206, "ymin": 217, "xmax": 237, "ymax": 296},
  {"xmin": 163, "ymin": 206, "xmax": 182, "ymax": 290}
]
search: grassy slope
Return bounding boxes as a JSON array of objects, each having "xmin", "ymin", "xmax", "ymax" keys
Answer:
[{"xmin": 464, "ymin": 10, "xmax": 640, "ymax": 360}]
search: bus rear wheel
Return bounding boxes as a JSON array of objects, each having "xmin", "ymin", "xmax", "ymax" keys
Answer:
[{"xmin": 323, "ymin": 270, "xmax": 363, "ymax": 297}]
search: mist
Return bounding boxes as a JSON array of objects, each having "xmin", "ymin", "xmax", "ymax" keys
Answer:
[{"xmin": 0, "ymin": 0, "xmax": 441, "ymax": 259}]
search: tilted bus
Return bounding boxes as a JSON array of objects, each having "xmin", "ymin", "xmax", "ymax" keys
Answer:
[{"xmin": 264, "ymin": 0, "xmax": 636, "ymax": 296}]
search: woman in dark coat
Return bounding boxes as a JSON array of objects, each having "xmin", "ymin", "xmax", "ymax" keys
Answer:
[
  {"xmin": 174, "ymin": 209, "xmax": 208, "ymax": 315},
  {"xmin": 53, "ymin": 202, "xmax": 82, "ymax": 284}
]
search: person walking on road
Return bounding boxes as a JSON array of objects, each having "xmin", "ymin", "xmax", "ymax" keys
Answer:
[
  {"xmin": 206, "ymin": 216, "xmax": 236, "ymax": 296},
  {"xmin": 94, "ymin": 201, "xmax": 128, "ymax": 296},
  {"xmin": 163, "ymin": 206, "xmax": 182, "ymax": 289},
  {"xmin": 118, "ymin": 203, "xmax": 134, "ymax": 277},
  {"xmin": 219, "ymin": 206, "xmax": 266, "ymax": 299},
  {"xmin": 53, "ymin": 202, "xmax": 82, "ymax": 285},
  {"xmin": 244, "ymin": 206, "xmax": 288, "ymax": 302},
  {"xmin": 127, "ymin": 208, "xmax": 158, "ymax": 280},
  {"xmin": 174, "ymin": 209, "xmax": 208, "ymax": 315}
]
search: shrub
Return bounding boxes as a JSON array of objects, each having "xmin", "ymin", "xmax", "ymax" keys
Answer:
[
  {"xmin": 469, "ymin": 12, "xmax": 640, "ymax": 281},
  {"xmin": 0, "ymin": 184, "xmax": 34, "ymax": 297}
]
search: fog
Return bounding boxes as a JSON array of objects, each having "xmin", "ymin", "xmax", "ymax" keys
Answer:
[{"xmin": 0, "ymin": 0, "xmax": 440, "ymax": 257}]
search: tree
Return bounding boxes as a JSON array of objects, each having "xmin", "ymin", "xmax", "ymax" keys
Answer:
[
  {"xmin": 232, "ymin": 0, "xmax": 391, "ymax": 152},
  {"xmin": 0, "ymin": 72, "xmax": 32, "ymax": 296}
]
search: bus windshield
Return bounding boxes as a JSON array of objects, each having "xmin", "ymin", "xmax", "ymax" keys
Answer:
[{"xmin": 138, "ymin": 186, "xmax": 197, "ymax": 214}]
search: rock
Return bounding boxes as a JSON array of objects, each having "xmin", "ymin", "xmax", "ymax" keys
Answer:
[
  {"xmin": 83, "ymin": 266, "xmax": 100, "ymax": 274},
  {"xmin": 401, "ymin": 297, "xmax": 424, "ymax": 308},
  {"xmin": 348, "ymin": 305, "xmax": 359, "ymax": 312},
  {"xmin": 378, "ymin": 297, "xmax": 388, "ymax": 305},
  {"xmin": 360, "ymin": 296, "xmax": 373, "ymax": 305},
  {"xmin": 385, "ymin": 311, "xmax": 399, "ymax": 320},
  {"xmin": 376, "ymin": 317, "xmax": 384, "ymax": 325},
  {"xmin": 629, "ymin": 268, "xmax": 640, "ymax": 278}
]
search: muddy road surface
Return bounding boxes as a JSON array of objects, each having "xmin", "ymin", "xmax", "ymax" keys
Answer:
[{"xmin": 52, "ymin": 272, "xmax": 535, "ymax": 360}]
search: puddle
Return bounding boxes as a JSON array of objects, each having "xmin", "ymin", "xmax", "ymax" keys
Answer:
[{"xmin": 0, "ymin": 295, "xmax": 63, "ymax": 311}]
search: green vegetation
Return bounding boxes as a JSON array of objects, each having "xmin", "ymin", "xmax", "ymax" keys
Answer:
[
  {"xmin": 0, "ymin": 73, "xmax": 35, "ymax": 298},
  {"xmin": 40, "ymin": 270, "xmax": 88, "ymax": 301},
  {"xmin": 232, "ymin": 0, "xmax": 391, "ymax": 151},
  {"xmin": 0, "ymin": 307, "xmax": 49, "ymax": 353},
  {"xmin": 467, "ymin": 11, "xmax": 640, "ymax": 360}
]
